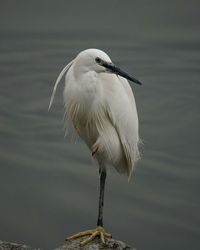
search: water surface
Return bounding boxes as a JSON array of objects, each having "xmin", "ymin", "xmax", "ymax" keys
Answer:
[{"xmin": 0, "ymin": 1, "xmax": 200, "ymax": 250}]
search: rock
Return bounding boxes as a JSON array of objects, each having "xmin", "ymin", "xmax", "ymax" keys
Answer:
[
  {"xmin": 0, "ymin": 240, "xmax": 41, "ymax": 250},
  {"xmin": 55, "ymin": 237, "xmax": 136, "ymax": 250},
  {"xmin": 0, "ymin": 238, "xmax": 136, "ymax": 250}
]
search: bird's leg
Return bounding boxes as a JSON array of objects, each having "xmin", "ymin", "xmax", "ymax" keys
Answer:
[
  {"xmin": 66, "ymin": 167, "xmax": 112, "ymax": 246},
  {"xmin": 97, "ymin": 167, "xmax": 106, "ymax": 227},
  {"xmin": 91, "ymin": 144, "xmax": 98, "ymax": 156},
  {"xmin": 91, "ymin": 139, "xmax": 101, "ymax": 156}
]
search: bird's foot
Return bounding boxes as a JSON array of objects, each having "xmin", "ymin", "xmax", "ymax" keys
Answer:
[{"xmin": 66, "ymin": 226, "xmax": 112, "ymax": 246}]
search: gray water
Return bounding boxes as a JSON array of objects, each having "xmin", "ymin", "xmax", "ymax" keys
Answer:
[{"xmin": 0, "ymin": 1, "xmax": 200, "ymax": 250}]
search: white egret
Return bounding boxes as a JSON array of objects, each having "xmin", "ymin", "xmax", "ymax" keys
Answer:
[{"xmin": 49, "ymin": 48, "xmax": 142, "ymax": 246}]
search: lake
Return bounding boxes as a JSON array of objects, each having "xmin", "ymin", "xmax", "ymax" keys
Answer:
[{"xmin": 0, "ymin": 1, "xmax": 200, "ymax": 250}]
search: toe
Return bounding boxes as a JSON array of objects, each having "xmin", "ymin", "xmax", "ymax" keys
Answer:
[
  {"xmin": 100, "ymin": 232, "xmax": 105, "ymax": 244},
  {"xmin": 66, "ymin": 230, "xmax": 93, "ymax": 240},
  {"xmin": 80, "ymin": 231, "xmax": 98, "ymax": 246},
  {"xmin": 105, "ymin": 232, "xmax": 112, "ymax": 238}
]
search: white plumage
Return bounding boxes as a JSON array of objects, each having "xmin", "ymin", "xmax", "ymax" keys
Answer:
[{"xmin": 49, "ymin": 48, "xmax": 140, "ymax": 179}]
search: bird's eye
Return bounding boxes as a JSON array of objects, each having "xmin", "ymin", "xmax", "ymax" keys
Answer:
[{"xmin": 95, "ymin": 57, "xmax": 101, "ymax": 64}]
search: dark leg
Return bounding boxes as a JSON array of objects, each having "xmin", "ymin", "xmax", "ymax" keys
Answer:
[
  {"xmin": 66, "ymin": 166, "xmax": 111, "ymax": 246},
  {"xmin": 97, "ymin": 167, "xmax": 107, "ymax": 227}
]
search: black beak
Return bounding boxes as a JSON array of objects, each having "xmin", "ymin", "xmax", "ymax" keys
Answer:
[{"xmin": 103, "ymin": 62, "xmax": 142, "ymax": 85}]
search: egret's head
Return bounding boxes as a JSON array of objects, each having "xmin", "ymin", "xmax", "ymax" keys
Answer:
[
  {"xmin": 75, "ymin": 49, "xmax": 112, "ymax": 74},
  {"xmin": 74, "ymin": 48, "xmax": 142, "ymax": 85}
]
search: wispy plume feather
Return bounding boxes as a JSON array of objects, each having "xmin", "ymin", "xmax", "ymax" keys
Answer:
[{"xmin": 48, "ymin": 60, "xmax": 74, "ymax": 110}]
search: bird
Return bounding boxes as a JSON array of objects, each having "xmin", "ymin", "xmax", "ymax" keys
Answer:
[{"xmin": 49, "ymin": 48, "xmax": 142, "ymax": 246}]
